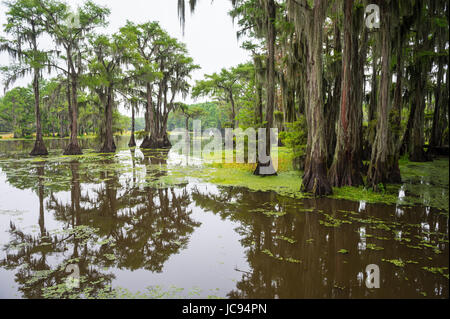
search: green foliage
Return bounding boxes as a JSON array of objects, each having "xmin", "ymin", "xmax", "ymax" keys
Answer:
[
  {"xmin": 168, "ymin": 102, "xmax": 227, "ymax": 130},
  {"xmin": 192, "ymin": 63, "xmax": 254, "ymax": 127},
  {"xmin": 113, "ymin": 111, "xmax": 130, "ymax": 135},
  {"xmin": 135, "ymin": 130, "xmax": 147, "ymax": 140},
  {"xmin": 0, "ymin": 87, "xmax": 34, "ymax": 137},
  {"xmin": 279, "ymin": 117, "xmax": 307, "ymax": 158}
]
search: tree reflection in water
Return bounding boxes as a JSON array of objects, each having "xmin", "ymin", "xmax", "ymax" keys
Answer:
[
  {"xmin": 0, "ymin": 150, "xmax": 200, "ymax": 298},
  {"xmin": 0, "ymin": 139, "xmax": 447, "ymax": 298},
  {"xmin": 191, "ymin": 186, "xmax": 448, "ymax": 299}
]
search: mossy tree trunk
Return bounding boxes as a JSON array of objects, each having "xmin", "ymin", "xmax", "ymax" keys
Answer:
[
  {"xmin": 429, "ymin": 1, "xmax": 447, "ymax": 151},
  {"xmin": 324, "ymin": 5, "xmax": 341, "ymax": 168},
  {"xmin": 30, "ymin": 69, "xmax": 49, "ymax": 156},
  {"xmin": 301, "ymin": 0, "xmax": 332, "ymax": 196},
  {"xmin": 254, "ymin": 55, "xmax": 264, "ymax": 125},
  {"xmin": 254, "ymin": 0, "xmax": 277, "ymax": 176},
  {"xmin": 408, "ymin": 1, "xmax": 434, "ymax": 162},
  {"xmin": 29, "ymin": 21, "xmax": 48, "ymax": 156},
  {"xmin": 363, "ymin": 42, "xmax": 378, "ymax": 161},
  {"xmin": 391, "ymin": 30, "xmax": 404, "ymax": 150},
  {"xmin": 328, "ymin": 0, "xmax": 364, "ymax": 187},
  {"xmin": 409, "ymin": 62, "xmax": 428, "ymax": 162},
  {"xmin": 100, "ymin": 87, "xmax": 116, "ymax": 153},
  {"xmin": 141, "ymin": 83, "xmax": 158, "ymax": 149},
  {"xmin": 367, "ymin": 1, "xmax": 401, "ymax": 190},
  {"xmin": 64, "ymin": 70, "xmax": 82, "ymax": 155},
  {"xmin": 129, "ymin": 102, "xmax": 137, "ymax": 147}
]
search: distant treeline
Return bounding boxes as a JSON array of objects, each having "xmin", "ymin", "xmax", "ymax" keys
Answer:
[
  {"xmin": 0, "ymin": 83, "xmax": 130, "ymax": 138},
  {"xmin": 0, "ymin": 90, "xmax": 225, "ymax": 137}
]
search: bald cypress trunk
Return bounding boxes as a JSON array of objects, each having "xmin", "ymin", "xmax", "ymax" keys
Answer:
[
  {"xmin": 30, "ymin": 25, "xmax": 48, "ymax": 157},
  {"xmin": 430, "ymin": 5, "xmax": 446, "ymax": 151},
  {"xmin": 409, "ymin": 62, "xmax": 428, "ymax": 162},
  {"xmin": 100, "ymin": 87, "xmax": 116, "ymax": 153},
  {"xmin": 254, "ymin": 55, "xmax": 264, "ymax": 125},
  {"xmin": 430, "ymin": 54, "xmax": 443, "ymax": 149},
  {"xmin": 367, "ymin": 2, "xmax": 401, "ymax": 189},
  {"xmin": 30, "ymin": 69, "xmax": 48, "ymax": 156},
  {"xmin": 254, "ymin": 0, "xmax": 277, "ymax": 176},
  {"xmin": 229, "ymin": 91, "xmax": 237, "ymax": 130},
  {"xmin": 301, "ymin": 0, "xmax": 332, "ymax": 196},
  {"xmin": 363, "ymin": 44, "xmax": 378, "ymax": 160},
  {"xmin": 324, "ymin": 4, "xmax": 341, "ymax": 168},
  {"xmin": 391, "ymin": 31, "xmax": 404, "ymax": 149},
  {"xmin": 64, "ymin": 52, "xmax": 82, "ymax": 155},
  {"xmin": 141, "ymin": 83, "xmax": 158, "ymax": 149},
  {"xmin": 408, "ymin": 5, "xmax": 433, "ymax": 162},
  {"xmin": 328, "ymin": 0, "xmax": 364, "ymax": 187},
  {"xmin": 129, "ymin": 102, "xmax": 137, "ymax": 147}
]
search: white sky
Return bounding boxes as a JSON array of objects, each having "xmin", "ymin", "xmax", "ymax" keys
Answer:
[{"xmin": 0, "ymin": 0, "xmax": 251, "ymax": 115}]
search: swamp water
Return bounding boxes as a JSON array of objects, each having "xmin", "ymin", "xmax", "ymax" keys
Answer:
[{"xmin": 0, "ymin": 137, "xmax": 448, "ymax": 299}]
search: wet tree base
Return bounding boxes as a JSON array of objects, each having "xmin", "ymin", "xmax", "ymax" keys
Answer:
[
  {"xmin": 302, "ymin": 161, "xmax": 333, "ymax": 196},
  {"xmin": 328, "ymin": 154, "xmax": 363, "ymax": 188},
  {"xmin": 63, "ymin": 143, "xmax": 83, "ymax": 155},
  {"xmin": 141, "ymin": 135, "xmax": 172, "ymax": 149},
  {"xmin": 253, "ymin": 159, "xmax": 278, "ymax": 176},
  {"xmin": 410, "ymin": 149, "xmax": 432, "ymax": 162},
  {"xmin": 367, "ymin": 158, "xmax": 402, "ymax": 191},
  {"xmin": 30, "ymin": 139, "xmax": 49, "ymax": 156},
  {"xmin": 100, "ymin": 143, "xmax": 117, "ymax": 153}
]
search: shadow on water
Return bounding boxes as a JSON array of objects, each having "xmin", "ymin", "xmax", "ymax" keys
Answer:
[{"xmin": 0, "ymin": 137, "xmax": 448, "ymax": 298}]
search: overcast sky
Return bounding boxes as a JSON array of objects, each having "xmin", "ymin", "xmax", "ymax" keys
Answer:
[{"xmin": 0, "ymin": 0, "xmax": 250, "ymax": 115}]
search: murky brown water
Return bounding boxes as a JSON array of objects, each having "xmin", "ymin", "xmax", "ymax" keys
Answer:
[{"xmin": 0, "ymin": 137, "xmax": 448, "ymax": 299}]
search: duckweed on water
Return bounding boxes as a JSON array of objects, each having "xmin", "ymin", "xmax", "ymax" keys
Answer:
[
  {"xmin": 42, "ymin": 281, "xmax": 221, "ymax": 299},
  {"xmin": 193, "ymin": 150, "xmax": 448, "ymax": 211},
  {"xmin": 249, "ymin": 208, "xmax": 287, "ymax": 217},
  {"xmin": 192, "ymin": 167, "xmax": 307, "ymax": 199},
  {"xmin": 1, "ymin": 145, "xmax": 448, "ymax": 211},
  {"xmin": 274, "ymin": 235, "xmax": 297, "ymax": 244},
  {"xmin": 422, "ymin": 267, "xmax": 449, "ymax": 279},
  {"xmin": 366, "ymin": 244, "xmax": 384, "ymax": 251},
  {"xmin": 261, "ymin": 249, "xmax": 301, "ymax": 264},
  {"xmin": 382, "ymin": 259, "xmax": 405, "ymax": 267}
]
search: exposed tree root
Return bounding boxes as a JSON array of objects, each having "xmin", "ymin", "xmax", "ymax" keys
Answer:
[
  {"xmin": 141, "ymin": 135, "xmax": 172, "ymax": 149},
  {"xmin": 328, "ymin": 152, "xmax": 363, "ymax": 187},
  {"xmin": 30, "ymin": 138, "xmax": 49, "ymax": 156},
  {"xmin": 63, "ymin": 142, "xmax": 83, "ymax": 155},
  {"xmin": 100, "ymin": 140, "xmax": 116, "ymax": 153},
  {"xmin": 367, "ymin": 157, "xmax": 402, "ymax": 191},
  {"xmin": 302, "ymin": 161, "xmax": 333, "ymax": 196}
]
